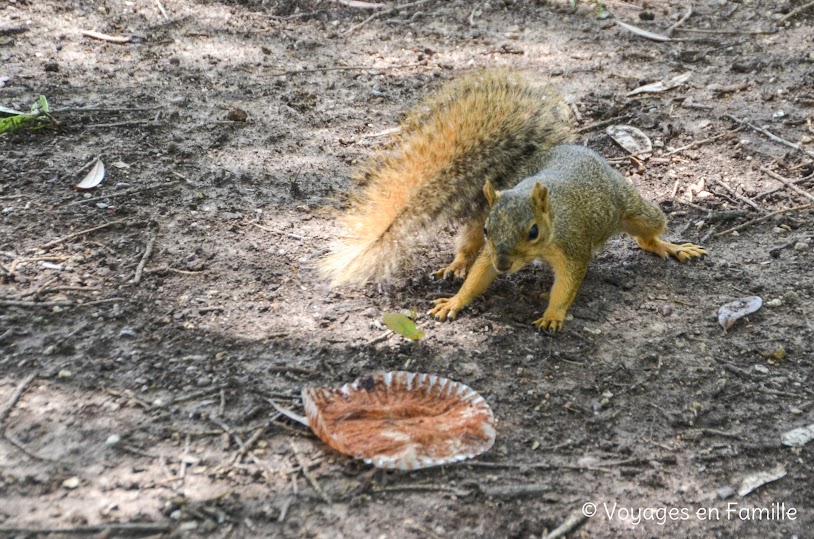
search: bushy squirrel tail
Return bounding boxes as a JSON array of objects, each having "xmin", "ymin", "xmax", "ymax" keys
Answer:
[{"xmin": 320, "ymin": 70, "xmax": 572, "ymax": 287}]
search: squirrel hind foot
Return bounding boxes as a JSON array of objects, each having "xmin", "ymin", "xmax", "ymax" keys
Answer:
[{"xmin": 636, "ymin": 238, "xmax": 706, "ymax": 263}]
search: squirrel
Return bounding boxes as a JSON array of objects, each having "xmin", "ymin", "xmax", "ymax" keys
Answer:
[{"xmin": 320, "ymin": 70, "xmax": 706, "ymax": 332}]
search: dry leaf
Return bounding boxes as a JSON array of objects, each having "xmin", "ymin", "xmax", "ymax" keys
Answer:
[
  {"xmin": 781, "ymin": 424, "xmax": 814, "ymax": 447},
  {"xmin": 737, "ymin": 465, "xmax": 786, "ymax": 497},
  {"xmin": 606, "ymin": 125, "xmax": 652, "ymax": 157},
  {"xmin": 718, "ymin": 296, "xmax": 762, "ymax": 331},
  {"xmin": 614, "ymin": 19, "xmax": 672, "ymax": 42},
  {"xmin": 302, "ymin": 372, "xmax": 496, "ymax": 470},
  {"xmin": 627, "ymin": 72, "xmax": 692, "ymax": 96},
  {"xmin": 74, "ymin": 159, "xmax": 106, "ymax": 191}
]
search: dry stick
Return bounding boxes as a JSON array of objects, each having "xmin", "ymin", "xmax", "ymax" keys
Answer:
[
  {"xmin": 665, "ymin": 5, "xmax": 693, "ymax": 36},
  {"xmin": 778, "ymin": 0, "xmax": 814, "ymax": 24},
  {"xmin": 544, "ymin": 511, "xmax": 589, "ymax": 539},
  {"xmin": 675, "ymin": 28, "xmax": 776, "ymax": 35},
  {"xmin": 36, "ymin": 219, "xmax": 127, "ymax": 251},
  {"xmin": 0, "ymin": 297, "xmax": 123, "ymax": 308},
  {"xmin": 759, "ymin": 167, "xmax": 814, "ymax": 203},
  {"xmin": 0, "ymin": 371, "xmax": 38, "ymax": 427},
  {"xmin": 290, "ymin": 441, "xmax": 332, "ymax": 503},
  {"xmin": 713, "ymin": 204, "xmax": 813, "ymax": 238},
  {"xmin": 345, "ymin": 0, "xmax": 435, "ymax": 33},
  {"xmin": 80, "ymin": 30, "xmax": 132, "ymax": 43},
  {"xmin": 574, "ymin": 115, "xmax": 631, "ymax": 134},
  {"xmin": 134, "ymin": 235, "xmax": 156, "ymax": 285},
  {"xmin": 67, "ymin": 180, "xmax": 179, "ymax": 206},
  {"xmin": 725, "ymin": 114, "xmax": 814, "ymax": 160},
  {"xmin": 85, "ymin": 119, "xmax": 157, "ymax": 128},
  {"xmin": 232, "ymin": 426, "xmax": 266, "ymax": 464},
  {"xmin": 0, "ymin": 524, "xmax": 171, "ymax": 535},
  {"xmin": 714, "ymin": 179, "xmax": 763, "ymax": 212},
  {"xmin": 662, "ymin": 127, "xmax": 743, "ymax": 157},
  {"xmin": 154, "ymin": 0, "xmax": 170, "ymax": 18},
  {"xmin": 755, "ymin": 171, "xmax": 814, "ymax": 200},
  {"xmin": 270, "ymin": 63, "xmax": 423, "ymax": 77}
]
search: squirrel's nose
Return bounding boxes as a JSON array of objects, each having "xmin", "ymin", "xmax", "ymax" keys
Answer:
[{"xmin": 495, "ymin": 256, "xmax": 512, "ymax": 272}]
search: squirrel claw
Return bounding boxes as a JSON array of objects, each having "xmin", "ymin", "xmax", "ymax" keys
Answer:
[
  {"xmin": 429, "ymin": 297, "xmax": 461, "ymax": 321},
  {"xmin": 533, "ymin": 315, "xmax": 564, "ymax": 333},
  {"xmin": 432, "ymin": 262, "xmax": 468, "ymax": 281}
]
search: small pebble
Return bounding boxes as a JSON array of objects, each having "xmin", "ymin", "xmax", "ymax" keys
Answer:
[
  {"xmin": 754, "ymin": 364, "xmax": 770, "ymax": 374},
  {"xmin": 62, "ymin": 477, "xmax": 80, "ymax": 489},
  {"xmin": 717, "ymin": 486, "xmax": 735, "ymax": 500},
  {"xmin": 58, "ymin": 369, "xmax": 73, "ymax": 379},
  {"xmin": 105, "ymin": 434, "xmax": 121, "ymax": 446},
  {"xmin": 794, "ymin": 241, "xmax": 810, "ymax": 252},
  {"xmin": 766, "ymin": 298, "xmax": 782, "ymax": 307},
  {"xmin": 782, "ymin": 291, "xmax": 800, "ymax": 306},
  {"xmin": 197, "ymin": 376, "xmax": 211, "ymax": 387}
]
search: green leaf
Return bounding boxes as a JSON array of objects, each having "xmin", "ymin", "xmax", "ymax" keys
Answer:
[
  {"xmin": 0, "ymin": 96, "xmax": 51, "ymax": 134},
  {"xmin": 383, "ymin": 312, "xmax": 425, "ymax": 341}
]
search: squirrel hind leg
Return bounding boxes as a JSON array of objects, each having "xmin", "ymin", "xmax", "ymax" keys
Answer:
[
  {"xmin": 621, "ymin": 213, "xmax": 706, "ymax": 263},
  {"xmin": 432, "ymin": 219, "xmax": 486, "ymax": 280}
]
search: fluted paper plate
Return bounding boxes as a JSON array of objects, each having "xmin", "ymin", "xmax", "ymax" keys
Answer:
[{"xmin": 302, "ymin": 372, "xmax": 496, "ymax": 470}]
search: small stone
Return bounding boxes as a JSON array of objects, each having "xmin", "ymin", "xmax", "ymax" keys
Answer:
[
  {"xmin": 105, "ymin": 434, "xmax": 121, "ymax": 446},
  {"xmin": 62, "ymin": 476, "xmax": 80, "ymax": 489},
  {"xmin": 754, "ymin": 364, "xmax": 770, "ymax": 374},
  {"xmin": 659, "ymin": 304, "xmax": 674, "ymax": 317},
  {"xmin": 226, "ymin": 108, "xmax": 248, "ymax": 122},
  {"xmin": 782, "ymin": 291, "xmax": 800, "ymax": 306},
  {"xmin": 794, "ymin": 241, "xmax": 810, "ymax": 252},
  {"xmin": 717, "ymin": 486, "xmax": 735, "ymax": 499},
  {"xmin": 773, "ymin": 227, "xmax": 788, "ymax": 234},
  {"xmin": 170, "ymin": 510, "xmax": 182, "ymax": 520},
  {"xmin": 118, "ymin": 328, "xmax": 137, "ymax": 338},
  {"xmin": 196, "ymin": 376, "xmax": 211, "ymax": 387},
  {"xmin": 766, "ymin": 298, "xmax": 782, "ymax": 307},
  {"xmin": 44, "ymin": 62, "xmax": 59, "ymax": 73},
  {"xmin": 58, "ymin": 369, "xmax": 73, "ymax": 379},
  {"xmin": 457, "ymin": 362, "xmax": 483, "ymax": 380}
]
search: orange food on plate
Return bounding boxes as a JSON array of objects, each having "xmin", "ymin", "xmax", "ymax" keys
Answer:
[{"xmin": 302, "ymin": 372, "xmax": 496, "ymax": 470}]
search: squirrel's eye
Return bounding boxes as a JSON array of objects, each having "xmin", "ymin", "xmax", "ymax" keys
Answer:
[
  {"xmin": 529, "ymin": 224, "xmax": 539, "ymax": 240},
  {"xmin": 483, "ymin": 225, "xmax": 488, "ymax": 237}
]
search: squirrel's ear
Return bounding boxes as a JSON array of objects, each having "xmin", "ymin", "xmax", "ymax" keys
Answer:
[
  {"xmin": 483, "ymin": 180, "xmax": 499, "ymax": 206},
  {"xmin": 531, "ymin": 182, "xmax": 549, "ymax": 213}
]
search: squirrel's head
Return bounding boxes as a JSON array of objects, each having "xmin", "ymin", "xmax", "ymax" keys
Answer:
[{"xmin": 483, "ymin": 180, "xmax": 552, "ymax": 274}]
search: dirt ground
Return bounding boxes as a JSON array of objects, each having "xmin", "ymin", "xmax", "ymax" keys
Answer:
[{"xmin": 1, "ymin": 0, "xmax": 813, "ymax": 537}]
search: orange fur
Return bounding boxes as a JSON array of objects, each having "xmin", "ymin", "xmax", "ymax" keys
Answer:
[{"xmin": 320, "ymin": 70, "xmax": 571, "ymax": 287}]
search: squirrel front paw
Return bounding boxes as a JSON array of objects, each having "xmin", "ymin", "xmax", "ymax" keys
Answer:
[
  {"xmin": 432, "ymin": 260, "xmax": 470, "ymax": 280},
  {"xmin": 533, "ymin": 310, "xmax": 566, "ymax": 333},
  {"xmin": 428, "ymin": 296, "xmax": 466, "ymax": 321}
]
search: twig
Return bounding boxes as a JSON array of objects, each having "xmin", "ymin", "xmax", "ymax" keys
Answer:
[
  {"xmin": 134, "ymin": 235, "xmax": 156, "ymax": 285},
  {"xmin": 376, "ymin": 484, "xmax": 471, "ymax": 497},
  {"xmin": 544, "ymin": 510, "xmax": 589, "ymax": 539},
  {"xmin": 232, "ymin": 426, "xmax": 266, "ymax": 464},
  {"xmin": 344, "ymin": 0, "xmax": 435, "ymax": 34},
  {"xmin": 336, "ymin": 0, "xmax": 387, "ymax": 7},
  {"xmin": 0, "ymin": 371, "xmax": 38, "ymax": 427},
  {"xmin": 662, "ymin": 127, "xmax": 743, "ymax": 157},
  {"xmin": 0, "ymin": 298, "xmax": 123, "ymax": 308},
  {"xmin": 759, "ymin": 167, "xmax": 814, "ymax": 203},
  {"xmin": 777, "ymin": 0, "xmax": 814, "ymax": 24},
  {"xmin": 574, "ymin": 115, "xmax": 632, "ymax": 135},
  {"xmin": 270, "ymin": 63, "xmax": 424, "ymax": 77},
  {"xmin": 268, "ymin": 399, "xmax": 309, "ymax": 427},
  {"xmin": 755, "ymin": 171, "xmax": 814, "ymax": 200},
  {"xmin": 675, "ymin": 28, "xmax": 776, "ymax": 35},
  {"xmin": 84, "ymin": 119, "xmax": 157, "ymax": 128},
  {"xmin": 154, "ymin": 0, "xmax": 170, "ymax": 19},
  {"xmin": 713, "ymin": 204, "xmax": 813, "ymax": 237},
  {"xmin": 66, "ymin": 181, "xmax": 179, "ymax": 206},
  {"xmin": 714, "ymin": 179, "xmax": 763, "ymax": 212},
  {"xmin": 365, "ymin": 330, "xmax": 392, "ymax": 346},
  {"xmin": 665, "ymin": 5, "xmax": 693, "ymax": 36},
  {"xmin": 80, "ymin": 30, "xmax": 133, "ymax": 43},
  {"xmin": 725, "ymin": 114, "xmax": 814, "ymax": 160},
  {"xmin": 0, "ymin": 523, "xmax": 172, "ymax": 535},
  {"xmin": 145, "ymin": 266, "xmax": 203, "ymax": 275},
  {"xmin": 35, "ymin": 219, "xmax": 127, "ymax": 251},
  {"xmin": 290, "ymin": 441, "xmax": 331, "ymax": 503},
  {"xmin": 469, "ymin": 2, "xmax": 483, "ymax": 26}
]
